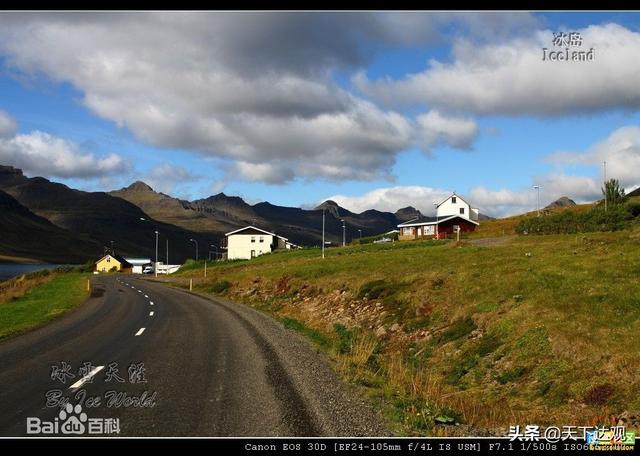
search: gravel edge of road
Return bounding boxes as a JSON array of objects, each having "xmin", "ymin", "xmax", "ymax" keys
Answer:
[{"xmin": 170, "ymin": 285, "xmax": 392, "ymax": 437}]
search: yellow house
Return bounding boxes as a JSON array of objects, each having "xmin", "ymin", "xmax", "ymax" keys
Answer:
[{"xmin": 95, "ymin": 254, "xmax": 133, "ymax": 273}]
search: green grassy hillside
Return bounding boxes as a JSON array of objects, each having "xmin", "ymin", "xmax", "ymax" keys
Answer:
[{"xmin": 171, "ymin": 220, "xmax": 640, "ymax": 436}]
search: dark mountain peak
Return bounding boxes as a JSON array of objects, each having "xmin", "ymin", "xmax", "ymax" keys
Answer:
[
  {"xmin": 317, "ymin": 199, "xmax": 339, "ymax": 208},
  {"xmin": 199, "ymin": 192, "xmax": 248, "ymax": 206},
  {"xmin": 545, "ymin": 196, "xmax": 576, "ymax": 209},
  {"xmin": 0, "ymin": 165, "xmax": 23, "ymax": 177},
  {"xmin": 395, "ymin": 206, "xmax": 423, "ymax": 222},
  {"xmin": 315, "ymin": 200, "xmax": 347, "ymax": 218},
  {"xmin": 124, "ymin": 181, "xmax": 154, "ymax": 192}
]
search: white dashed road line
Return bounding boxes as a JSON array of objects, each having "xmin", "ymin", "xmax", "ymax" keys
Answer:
[
  {"xmin": 144, "ymin": 294, "xmax": 148, "ymax": 298},
  {"xmin": 135, "ymin": 328, "xmax": 146, "ymax": 336},
  {"xmin": 69, "ymin": 365, "xmax": 105, "ymax": 390},
  {"xmin": 149, "ymin": 301, "xmax": 154, "ymax": 306},
  {"xmin": 149, "ymin": 311, "xmax": 154, "ymax": 316}
]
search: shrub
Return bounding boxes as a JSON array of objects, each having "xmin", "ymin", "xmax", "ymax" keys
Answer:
[
  {"xmin": 357, "ymin": 279, "xmax": 405, "ymax": 306},
  {"xmin": 333, "ymin": 323, "xmax": 355, "ymax": 354},
  {"xmin": 436, "ymin": 317, "xmax": 477, "ymax": 344},
  {"xmin": 515, "ymin": 205, "xmax": 635, "ymax": 235},
  {"xmin": 209, "ymin": 280, "xmax": 232, "ymax": 294}
]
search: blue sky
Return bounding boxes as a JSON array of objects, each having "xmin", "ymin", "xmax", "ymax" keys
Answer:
[{"xmin": 0, "ymin": 12, "xmax": 639, "ymax": 216}]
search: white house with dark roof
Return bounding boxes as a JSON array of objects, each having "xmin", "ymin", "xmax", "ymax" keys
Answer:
[
  {"xmin": 397, "ymin": 193, "xmax": 480, "ymax": 241},
  {"xmin": 224, "ymin": 226, "xmax": 294, "ymax": 260}
]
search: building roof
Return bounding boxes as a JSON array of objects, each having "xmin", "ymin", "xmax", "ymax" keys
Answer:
[
  {"xmin": 224, "ymin": 225, "xmax": 288, "ymax": 241},
  {"xmin": 124, "ymin": 258, "xmax": 152, "ymax": 266},
  {"xmin": 397, "ymin": 214, "xmax": 479, "ymax": 227},
  {"xmin": 96, "ymin": 253, "xmax": 132, "ymax": 267},
  {"xmin": 436, "ymin": 192, "xmax": 476, "ymax": 209}
]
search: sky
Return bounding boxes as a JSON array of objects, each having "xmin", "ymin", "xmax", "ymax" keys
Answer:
[{"xmin": 1, "ymin": 11, "xmax": 640, "ymax": 217}]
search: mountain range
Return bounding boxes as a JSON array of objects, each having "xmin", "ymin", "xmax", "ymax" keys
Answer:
[{"xmin": 0, "ymin": 165, "xmax": 437, "ymax": 263}]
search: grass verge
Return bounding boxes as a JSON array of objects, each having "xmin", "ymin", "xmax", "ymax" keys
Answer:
[{"xmin": 0, "ymin": 272, "xmax": 90, "ymax": 339}]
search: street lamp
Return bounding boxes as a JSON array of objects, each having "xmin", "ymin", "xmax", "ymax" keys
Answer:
[
  {"xmin": 209, "ymin": 244, "xmax": 218, "ymax": 261},
  {"xmin": 140, "ymin": 218, "xmax": 159, "ymax": 275},
  {"xmin": 358, "ymin": 229, "xmax": 362, "ymax": 239},
  {"xmin": 603, "ymin": 161, "xmax": 607, "ymax": 213},
  {"xmin": 189, "ymin": 238, "xmax": 199, "ymax": 261},
  {"xmin": 434, "ymin": 202, "xmax": 439, "ymax": 239},
  {"xmin": 154, "ymin": 231, "xmax": 158, "ymax": 278},
  {"xmin": 322, "ymin": 209, "xmax": 325, "ymax": 259},
  {"xmin": 341, "ymin": 219, "xmax": 346, "ymax": 247},
  {"xmin": 533, "ymin": 185, "xmax": 541, "ymax": 217}
]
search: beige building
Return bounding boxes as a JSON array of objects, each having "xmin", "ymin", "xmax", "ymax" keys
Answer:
[{"xmin": 224, "ymin": 226, "xmax": 293, "ymax": 260}]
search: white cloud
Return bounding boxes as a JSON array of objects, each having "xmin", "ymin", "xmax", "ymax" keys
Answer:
[
  {"xmin": 0, "ymin": 110, "xmax": 17, "ymax": 138},
  {"xmin": 356, "ymin": 23, "xmax": 640, "ymax": 116},
  {"xmin": 546, "ymin": 125, "xmax": 640, "ymax": 191},
  {"xmin": 0, "ymin": 130, "xmax": 129, "ymax": 179},
  {"xmin": 416, "ymin": 110, "xmax": 478, "ymax": 150},
  {"xmin": 324, "ymin": 186, "xmax": 453, "ymax": 215},
  {"xmin": 229, "ymin": 161, "xmax": 295, "ymax": 185},
  {"xmin": 0, "ymin": 112, "xmax": 128, "ymax": 179},
  {"xmin": 141, "ymin": 163, "xmax": 200, "ymax": 195},
  {"xmin": 468, "ymin": 174, "xmax": 602, "ymax": 217},
  {"xmin": 0, "ymin": 13, "xmax": 485, "ymax": 184},
  {"xmin": 322, "ymin": 170, "xmax": 608, "ymax": 219}
]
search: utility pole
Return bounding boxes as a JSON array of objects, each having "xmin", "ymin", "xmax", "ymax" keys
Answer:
[
  {"xmin": 154, "ymin": 230, "xmax": 158, "ymax": 278},
  {"xmin": 166, "ymin": 239, "xmax": 169, "ymax": 266},
  {"xmin": 604, "ymin": 161, "xmax": 607, "ymax": 213},
  {"xmin": 341, "ymin": 219, "xmax": 346, "ymax": 247},
  {"xmin": 533, "ymin": 185, "xmax": 541, "ymax": 217},
  {"xmin": 322, "ymin": 209, "xmax": 325, "ymax": 259},
  {"xmin": 110, "ymin": 240, "xmax": 115, "ymax": 255}
]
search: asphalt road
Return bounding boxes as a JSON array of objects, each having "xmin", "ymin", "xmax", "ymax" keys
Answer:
[{"xmin": 0, "ymin": 275, "xmax": 389, "ymax": 437}]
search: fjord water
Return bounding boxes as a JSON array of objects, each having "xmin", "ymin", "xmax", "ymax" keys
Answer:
[{"xmin": 0, "ymin": 263, "xmax": 65, "ymax": 282}]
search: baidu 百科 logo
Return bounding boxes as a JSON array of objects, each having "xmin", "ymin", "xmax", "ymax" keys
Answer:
[{"xmin": 26, "ymin": 403, "xmax": 120, "ymax": 435}]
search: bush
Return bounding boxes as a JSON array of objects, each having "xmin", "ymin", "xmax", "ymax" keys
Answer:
[
  {"xmin": 515, "ymin": 205, "xmax": 635, "ymax": 235},
  {"xmin": 333, "ymin": 323, "xmax": 355, "ymax": 354},
  {"xmin": 437, "ymin": 317, "xmax": 477, "ymax": 344},
  {"xmin": 209, "ymin": 280, "xmax": 232, "ymax": 294}
]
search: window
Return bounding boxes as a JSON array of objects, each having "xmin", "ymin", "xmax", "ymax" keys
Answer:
[
  {"xmin": 259, "ymin": 236, "xmax": 264, "ymax": 243},
  {"xmin": 251, "ymin": 250, "xmax": 256, "ymax": 258},
  {"xmin": 452, "ymin": 196, "xmax": 456, "ymax": 203},
  {"xmin": 460, "ymin": 207, "xmax": 465, "ymax": 214},
  {"xmin": 107, "ymin": 257, "xmax": 110, "ymax": 262},
  {"xmin": 251, "ymin": 236, "xmax": 256, "ymax": 243}
]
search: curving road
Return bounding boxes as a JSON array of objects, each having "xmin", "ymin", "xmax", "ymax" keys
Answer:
[{"xmin": 0, "ymin": 275, "xmax": 388, "ymax": 436}]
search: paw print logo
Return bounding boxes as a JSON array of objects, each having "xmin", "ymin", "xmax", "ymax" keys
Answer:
[{"xmin": 59, "ymin": 403, "xmax": 87, "ymax": 434}]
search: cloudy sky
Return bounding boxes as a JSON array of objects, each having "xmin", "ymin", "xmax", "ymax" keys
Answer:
[{"xmin": 1, "ymin": 11, "xmax": 640, "ymax": 217}]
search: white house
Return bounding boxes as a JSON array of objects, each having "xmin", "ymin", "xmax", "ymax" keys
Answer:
[
  {"xmin": 397, "ymin": 193, "xmax": 480, "ymax": 241},
  {"xmin": 224, "ymin": 226, "xmax": 290, "ymax": 260},
  {"xmin": 436, "ymin": 192, "xmax": 479, "ymax": 221}
]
